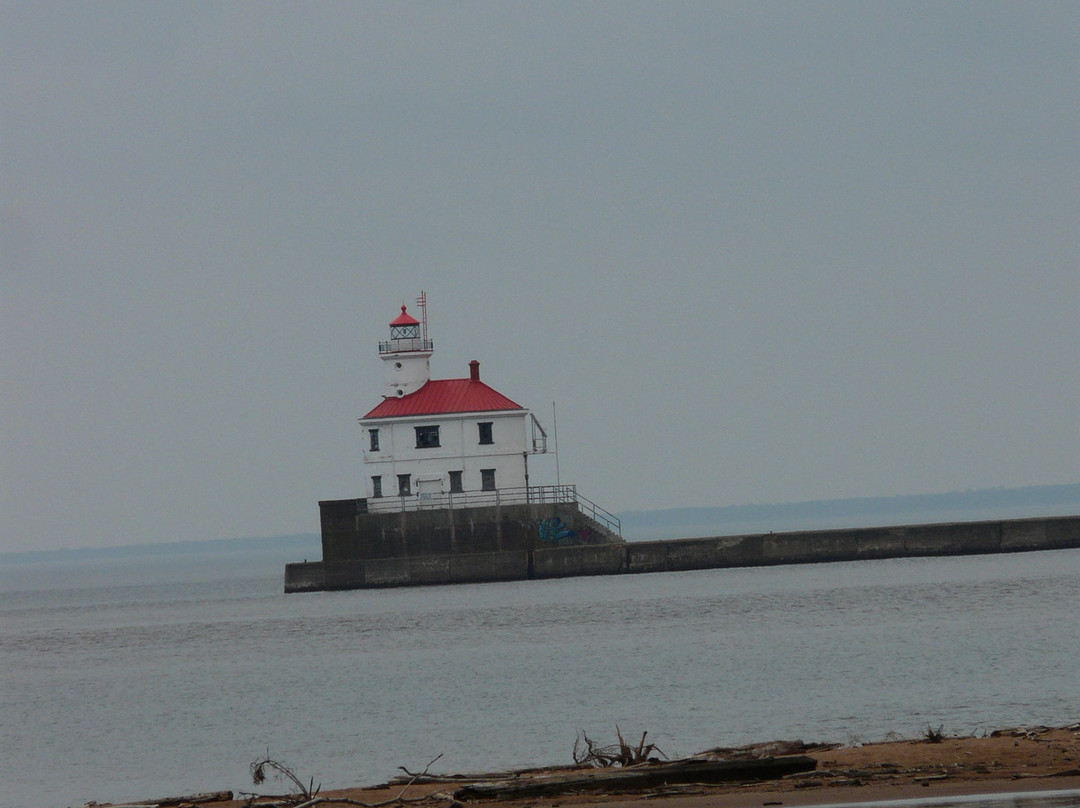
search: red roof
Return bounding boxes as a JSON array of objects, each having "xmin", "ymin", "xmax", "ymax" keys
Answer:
[
  {"xmin": 363, "ymin": 379, "xmax": 524, "ymax": 419},
  {"xmin": 389, "ymin": 305, "xmax": 420, "ymax": 326}
]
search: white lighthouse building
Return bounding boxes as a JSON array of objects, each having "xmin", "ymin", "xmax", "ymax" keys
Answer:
[
  {"xmin": 359, "ymin": 295, "xmax": 547, "ymax": 511},
  {"xmin": 284, "ymin": 293, "xmax": 622, "ymax": 591}
]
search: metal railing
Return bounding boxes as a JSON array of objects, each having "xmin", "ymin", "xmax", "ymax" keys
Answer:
[
  {"xmin": 365, "ymin": 484, "xmax": 621, "ymax": 536},
  {"xmin": 378, "ymin": 338, "xmax": 433, "ymax": 354},
  {"xmin": 569, "ymin": 489, "xmax": 622, "ymax": 536}
]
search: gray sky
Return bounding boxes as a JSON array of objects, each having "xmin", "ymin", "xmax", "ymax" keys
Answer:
[{"xmin": 3, "ymin": 2, "xmax": 1078, "ymax": 552}]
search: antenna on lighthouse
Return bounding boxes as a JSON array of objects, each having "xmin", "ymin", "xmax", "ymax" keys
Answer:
[
  {"xmin": 416, "ymin": 290, "xmax": 428, "ymax": 343},
  {"xmin": 552, "ymin": 400, "xmax": 560, "ymax": 487}
]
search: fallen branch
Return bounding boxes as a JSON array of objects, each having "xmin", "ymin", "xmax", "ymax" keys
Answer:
[
  {"xmin": 389, "ymin": 766, "xmax": 558, "ymax": 786},
  {"xmin": 251, "ymin": 753, "xmax": 320, "ymax": 802},
  {"xmin": 109, "ymin": 792, "xmax": 234, "ymax": 808},
  {"xmin": 455, "ymin": 756, "xmax": 818, "ymax": 800},
  {"xmin": 278, "ymin": 754, "xmax": 448, "ymax": 808},
  {"xmin": 695, "ymin": 739, "xmax": 833, "ymax": 760},
  {"xmin": 286, "ymin": 794, "xmax": 456, "ymax": 808},
  {"xmin": 573, "ymin": 726, "xmax": 665, "ymax": 768}
]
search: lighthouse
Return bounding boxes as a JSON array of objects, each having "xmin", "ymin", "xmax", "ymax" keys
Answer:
[
  {"xmin": 359, "ymin": 293, "xmax": 540, "ymax": 507},
  {"xmin": 379, "ymin": 301, "xmax": 433, "ymax": 399},
  {"xmin": 286, "ymin": 292, "xmax": 623, "ymax": 592}
]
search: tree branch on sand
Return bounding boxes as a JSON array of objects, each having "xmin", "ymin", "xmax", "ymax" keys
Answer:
[
  {"xmin": 924, "ymin": 724, "xmax": 947, "ymax": 743},
  {"xmin": 573, "ymin": 726, "xmax": 666, "ymax": 768},
  {"xmin": 243, "ymin": 753, "xmax": 453, "ymax": 808},
  {"xmin": 250, "ymin": 753, "xmax": 321, "ymax": 802}
]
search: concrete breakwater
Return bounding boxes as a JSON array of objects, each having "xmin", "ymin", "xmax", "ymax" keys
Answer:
[{"xmin": 284, "ymin": 513, "xmax": 1079, "ymax": 592}]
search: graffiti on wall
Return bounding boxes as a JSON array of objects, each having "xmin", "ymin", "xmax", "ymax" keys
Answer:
[
  {"xmin": 538, "ymin": 517, "xmax": 578, "ymax": 546},
  {"xmin": 537, "ymin": 517, "xmax": 601, "ymax": 546}
]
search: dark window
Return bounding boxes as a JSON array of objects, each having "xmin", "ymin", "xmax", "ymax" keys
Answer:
[
  {"xmin": 415, "ymin": 425, "xmax": 440, "ymax": 448},
  {"xmin": 397, "ymin": 474, "xmax": 411, "ymax": 496},
  {"xmin": 478, "ymin": 422, "xmax": 493, "ymax": 445},
  {"xmin": 368, "ymin": 429, "xmax": 380, "ymax": 452},
  {"xmin": 481, "ymin": 468, "xmax": 496, "ymax": 491},
  {"xmin": 449, "ymin": 470, "xmax": 463, "ymax": 493},
  {"xmin": 371, "ymin": 476, "xmax": 382, "ymax": 498}
]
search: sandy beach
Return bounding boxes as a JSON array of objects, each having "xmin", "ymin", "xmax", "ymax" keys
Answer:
[{"xmin": 93, "ymin": 725, "xmax": 1080, "ymax": 808}]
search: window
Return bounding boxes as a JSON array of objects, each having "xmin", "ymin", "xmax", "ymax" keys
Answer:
[
  {"xmin": 371, "ymin": 476, "xmax": 382, "ymax": 498},
  {"xmin": 449, "ymin": 470, "xmax": 463, "ymax": 493},
  {"xmin": 478, "ymin": 422, "xmax": 493, "ymax": 445},
  {"xmin": 481, "ymin": 468, "xmax": 496, "ymax": 491},
  {"xmin": 415, "ymin": 425, "xmax": 440, "ymax": 448},
  {"xmin": 368, "ymin": 429, "xmax": 380, "ymax": 452},
  {"xmin": 397, "ymin": 474, "xmax": 411, "ymax": 496}
]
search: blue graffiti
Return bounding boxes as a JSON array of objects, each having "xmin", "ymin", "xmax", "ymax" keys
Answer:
[{"xmin": 538, "ymin": 517, "xmax": 578, "ymax": 546}]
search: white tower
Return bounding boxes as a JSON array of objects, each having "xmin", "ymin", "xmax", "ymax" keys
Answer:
[{"xmin": 379, "ymin": 297, "xmax": 433, "ymax": 399}]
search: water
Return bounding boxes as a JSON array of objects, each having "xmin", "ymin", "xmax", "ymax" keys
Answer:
[{"xmin": 2, "ymin": 548, "xmax": 1078, "ymax": 808}]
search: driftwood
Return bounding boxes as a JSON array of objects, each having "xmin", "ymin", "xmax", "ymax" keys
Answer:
[
  {"xmin": 106, "ymin": 792, "xmax": 234, "ymax": 808},
  {"xmin": 694, "ymin": 739, "xmax": 836, "ymax": 759},
  {"xmin": 251, "ymin": 755, "xmax": 320, "ymax": 802},
  {"xmin": 274, "ymin": 794, "xmax": 456, "ymax": 808},
  {"xmin": 239, "ymin": 754, "xmax": 452, "ymax": 808},
  {"xmin": 389, "ymin": 763, "xmax": 603, "ymax": 786},
  {"xmin": 247, "ymin": 788, "xmax": 457, "ymax": 808},
  {"xmin": 251, "ymin": 755, "xmax": 452, "ymax": 808},
  {"xmin": 388, "ymin": 773, "xmax": 506, "ymax": 785},
  {"xmin": 573, "ymin": 727, "xmax": 664, "ymax": 768},
  {"xmin": 453, "ymin": 756, "xmax": 817, "ymax": 800}
]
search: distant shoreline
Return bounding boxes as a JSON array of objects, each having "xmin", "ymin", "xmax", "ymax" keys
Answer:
[
  {"xmin": 620, "ymin": 482, "xmax": 1080, "ymax": 540},
  {"xmin": 0, "ymin": 533, "xmax": 322, "ymax": 565}
]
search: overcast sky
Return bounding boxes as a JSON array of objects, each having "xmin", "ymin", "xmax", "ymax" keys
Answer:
[{"xmin": 3, "ymin": 2, "xmax": 1077, "ymax": 552}]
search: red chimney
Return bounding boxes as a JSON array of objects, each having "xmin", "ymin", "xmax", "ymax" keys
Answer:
[{"xmin": 469, "ymin": 360, "xmax": 480, "ymax": 381}]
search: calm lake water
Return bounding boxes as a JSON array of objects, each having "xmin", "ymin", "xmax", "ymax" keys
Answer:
[{"xmin": 1, "ymin": 547, "xmax": 1078, "ymax": 808}]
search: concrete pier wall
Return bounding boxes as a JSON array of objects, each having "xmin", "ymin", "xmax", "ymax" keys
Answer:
[
  {"xmin": 318, "ymin": 498, "xmax": 614, "ymax": 564},
  {"xmin": 533, "ymin": 543, "xmax": 626, "ymax": 579},
  {"xmin": 285, "ymin": 514, "xmax": 1080, "ymax": 592},
  {"xmin": 283, "ymin": 560, "xmax": 325, "ymax": 592}
]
